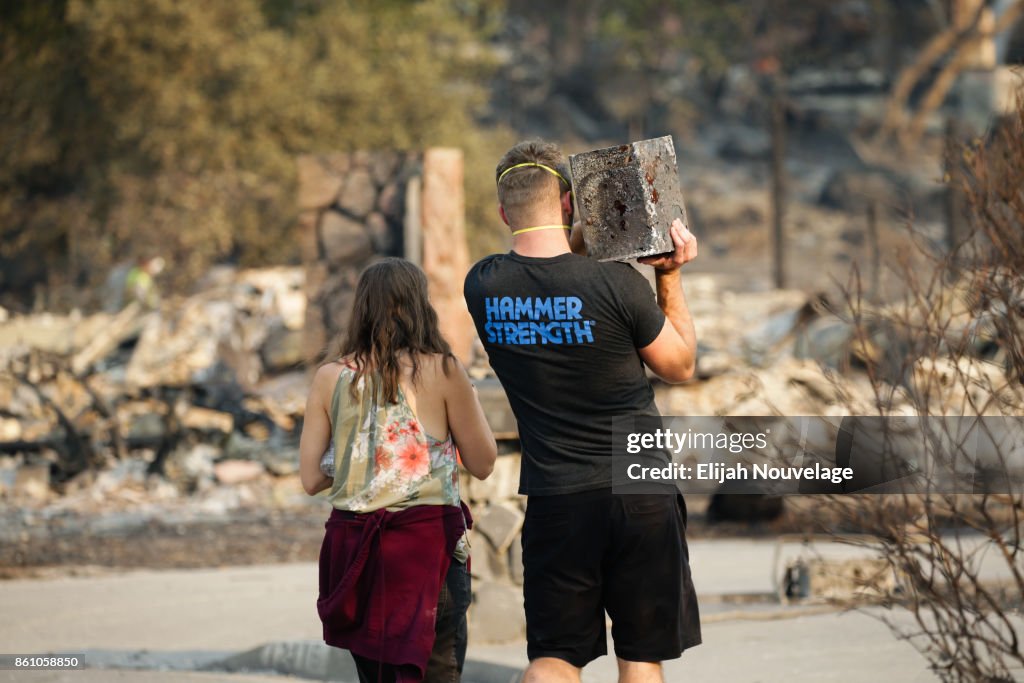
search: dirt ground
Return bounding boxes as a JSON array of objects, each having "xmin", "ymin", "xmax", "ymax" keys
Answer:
[
  {"xmin": 0, "ymin": 493, "xmax": 850, "ymax": 581},
  {"xmin": 0, "ymin": 507, "xmax": 327, "ymax": 579}
]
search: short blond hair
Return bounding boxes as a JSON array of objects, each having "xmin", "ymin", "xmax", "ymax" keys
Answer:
[{"xmin": 495, "ymin": 140, "xmax": 572, "ymax": 215}]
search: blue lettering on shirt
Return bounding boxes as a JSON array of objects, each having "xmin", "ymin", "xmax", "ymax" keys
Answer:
[{"xmin": 483, "ymin": 296, "xmax": 596, "ymax": 345}]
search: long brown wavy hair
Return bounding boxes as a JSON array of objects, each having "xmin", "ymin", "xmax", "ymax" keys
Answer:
[{"xmin": 328, "ymin": 258, "xmax": 454, "ymax": 404}]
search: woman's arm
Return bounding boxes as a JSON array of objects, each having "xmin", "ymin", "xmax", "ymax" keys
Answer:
[
  {"xmin": 299, "ymin": 365, "xmax": 335, "ymax": 496},
  {"xmin": 445, "ymin": 360, "xmax": 497, "ymax": 480}
]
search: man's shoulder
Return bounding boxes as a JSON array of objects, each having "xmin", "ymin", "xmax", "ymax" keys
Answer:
[
  {"xmin": 464, "ymin": 253, "xmax": 505, "ymax": 296},
  {"xmin": 466, "ymin": 252, "xmax": 505, "ymax": 274},
  {"xmin": 593, "ymin": 259, "xmax": 642, "ymax": 275},
  {"xmin": 464, "ymin": 252, "xmax": 647, "ymax": 292},
  {"xmin": 467, "ymin": 252, "xmax": 633, "ymax": 273},
  {"xmin": 588, "ymin": 259, "xmax": 652, "ymax": 293}
]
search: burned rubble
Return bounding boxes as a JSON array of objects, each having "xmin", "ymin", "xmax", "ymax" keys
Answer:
[
  {"xmin": 0, "ymin": 266, "xmax": 310, "ymax": 505},
  {"xmin": 1, "ymin": 134, "xmax": 1021, "ymax": 642}
]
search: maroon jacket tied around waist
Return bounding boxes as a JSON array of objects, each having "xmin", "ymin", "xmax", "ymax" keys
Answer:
[{"xmin": 317, "ymin": 502, "xmax": 472, "ymax": 682}]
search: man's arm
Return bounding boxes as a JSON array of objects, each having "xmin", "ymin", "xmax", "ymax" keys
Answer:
[{"xmin": 636, "ymin": 219, "xmax": 698, "ymax": 383}]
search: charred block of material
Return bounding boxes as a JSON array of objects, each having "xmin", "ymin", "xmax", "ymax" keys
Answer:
[{"xmin": 569, "ymin": 135, "xmax": 688, "ymax": 262}]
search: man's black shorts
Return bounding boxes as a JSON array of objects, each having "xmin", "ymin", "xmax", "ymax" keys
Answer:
[{"xmin": 521, "ymin": 487, "xmax": 702, "ymax": 667}]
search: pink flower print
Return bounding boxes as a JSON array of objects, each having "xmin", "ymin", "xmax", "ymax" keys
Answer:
[
  {"xmin": 384, "ymin": 420, "xmax": 404, "ymax": 444},
  {"xmin": 407, "ymin": 421, "xmax": 421, "ymax": 435},
  {"xmin": 394, "ymin": 439, "xmax": 430, "ymax": 480},
  {"xmin": 374, "ymin": 446, "xmax": 389, "ymax": 470}
]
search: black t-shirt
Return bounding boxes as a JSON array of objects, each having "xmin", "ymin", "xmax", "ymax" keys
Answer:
[{"xmin": 464, "ymin": 251, "xmax": 666, "ymax": 495}]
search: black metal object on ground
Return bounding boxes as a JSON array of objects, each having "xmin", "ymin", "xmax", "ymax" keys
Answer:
[{"xmin": 569, "ymin": 135, "xmax": 687, "ymax": 262}]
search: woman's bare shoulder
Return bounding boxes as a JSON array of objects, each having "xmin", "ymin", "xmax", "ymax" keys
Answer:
[
  {"xmin": 313, "ymin": 357, "xmax": 355, "ymax": 394},
  {"xmin": 321, "ymin": 354, "xmax": 360, "ymax": 370},
  {"xmin": 420, "ymin": 351, "xmax": 460, "ymax": 375},
  {"xmin": 405, "ymin": 352, "xmax": 455, "ymax": 387}
]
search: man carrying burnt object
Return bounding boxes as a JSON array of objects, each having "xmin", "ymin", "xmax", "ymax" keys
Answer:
[{"xmin": 463, "ymin": 140, "xmax": 701, "ymax": 683}]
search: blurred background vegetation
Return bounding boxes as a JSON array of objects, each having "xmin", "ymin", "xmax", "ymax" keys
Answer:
[
  {"xmin": 0, "ymin": 0, "xmax": 966, "ymax": 310},
  {"xmin": 0, "ymin": 0, "xmax": 507, "ymax": 305}
]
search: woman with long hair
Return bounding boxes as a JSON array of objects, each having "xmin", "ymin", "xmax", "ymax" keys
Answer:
[{"xmin": 299, "ymin": 257, "xmax": 496, "ymax": 683}]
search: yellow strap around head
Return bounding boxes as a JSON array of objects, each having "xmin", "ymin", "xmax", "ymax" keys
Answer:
[
  {"xmin": 511, "ymin": 224, "xmax": 571, "ymax": 236},
  {"xmin": 498, "ymin": 162, "xmax": 571, "ymax": 188}
]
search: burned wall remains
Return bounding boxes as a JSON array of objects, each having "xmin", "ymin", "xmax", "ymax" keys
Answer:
[
  {"xmin": 297, "ymin": 151, "xmax": 420, "ymax": 363},
  {"xmin": 298, "ymin": 148, "xmax": 474, "ymax": 365}
]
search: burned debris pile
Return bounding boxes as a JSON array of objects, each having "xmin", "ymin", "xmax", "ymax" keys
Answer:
[{"xmin": 0, "ymin": 267, "xmax": 309, "ymax": 506}]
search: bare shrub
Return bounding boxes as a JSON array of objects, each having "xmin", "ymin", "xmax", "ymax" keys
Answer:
[{"xmin": 820, "ymin": 97, "xmax": 1024, "ymax": 682}]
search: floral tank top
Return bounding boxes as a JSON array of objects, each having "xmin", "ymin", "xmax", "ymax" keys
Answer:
[{"xmin": 322, "ymin": 361, "xmax": 468, "ymax": 561}]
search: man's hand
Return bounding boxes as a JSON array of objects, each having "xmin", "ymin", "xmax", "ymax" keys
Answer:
[{"xmin": 637, "ymin": 219, "xmax": 696, "ymax": 272}]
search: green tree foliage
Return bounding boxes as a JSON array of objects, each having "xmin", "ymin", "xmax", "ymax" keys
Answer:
[{"xmin": 0, "ymin": 0, "xmax": 496, "ymax": 306}]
